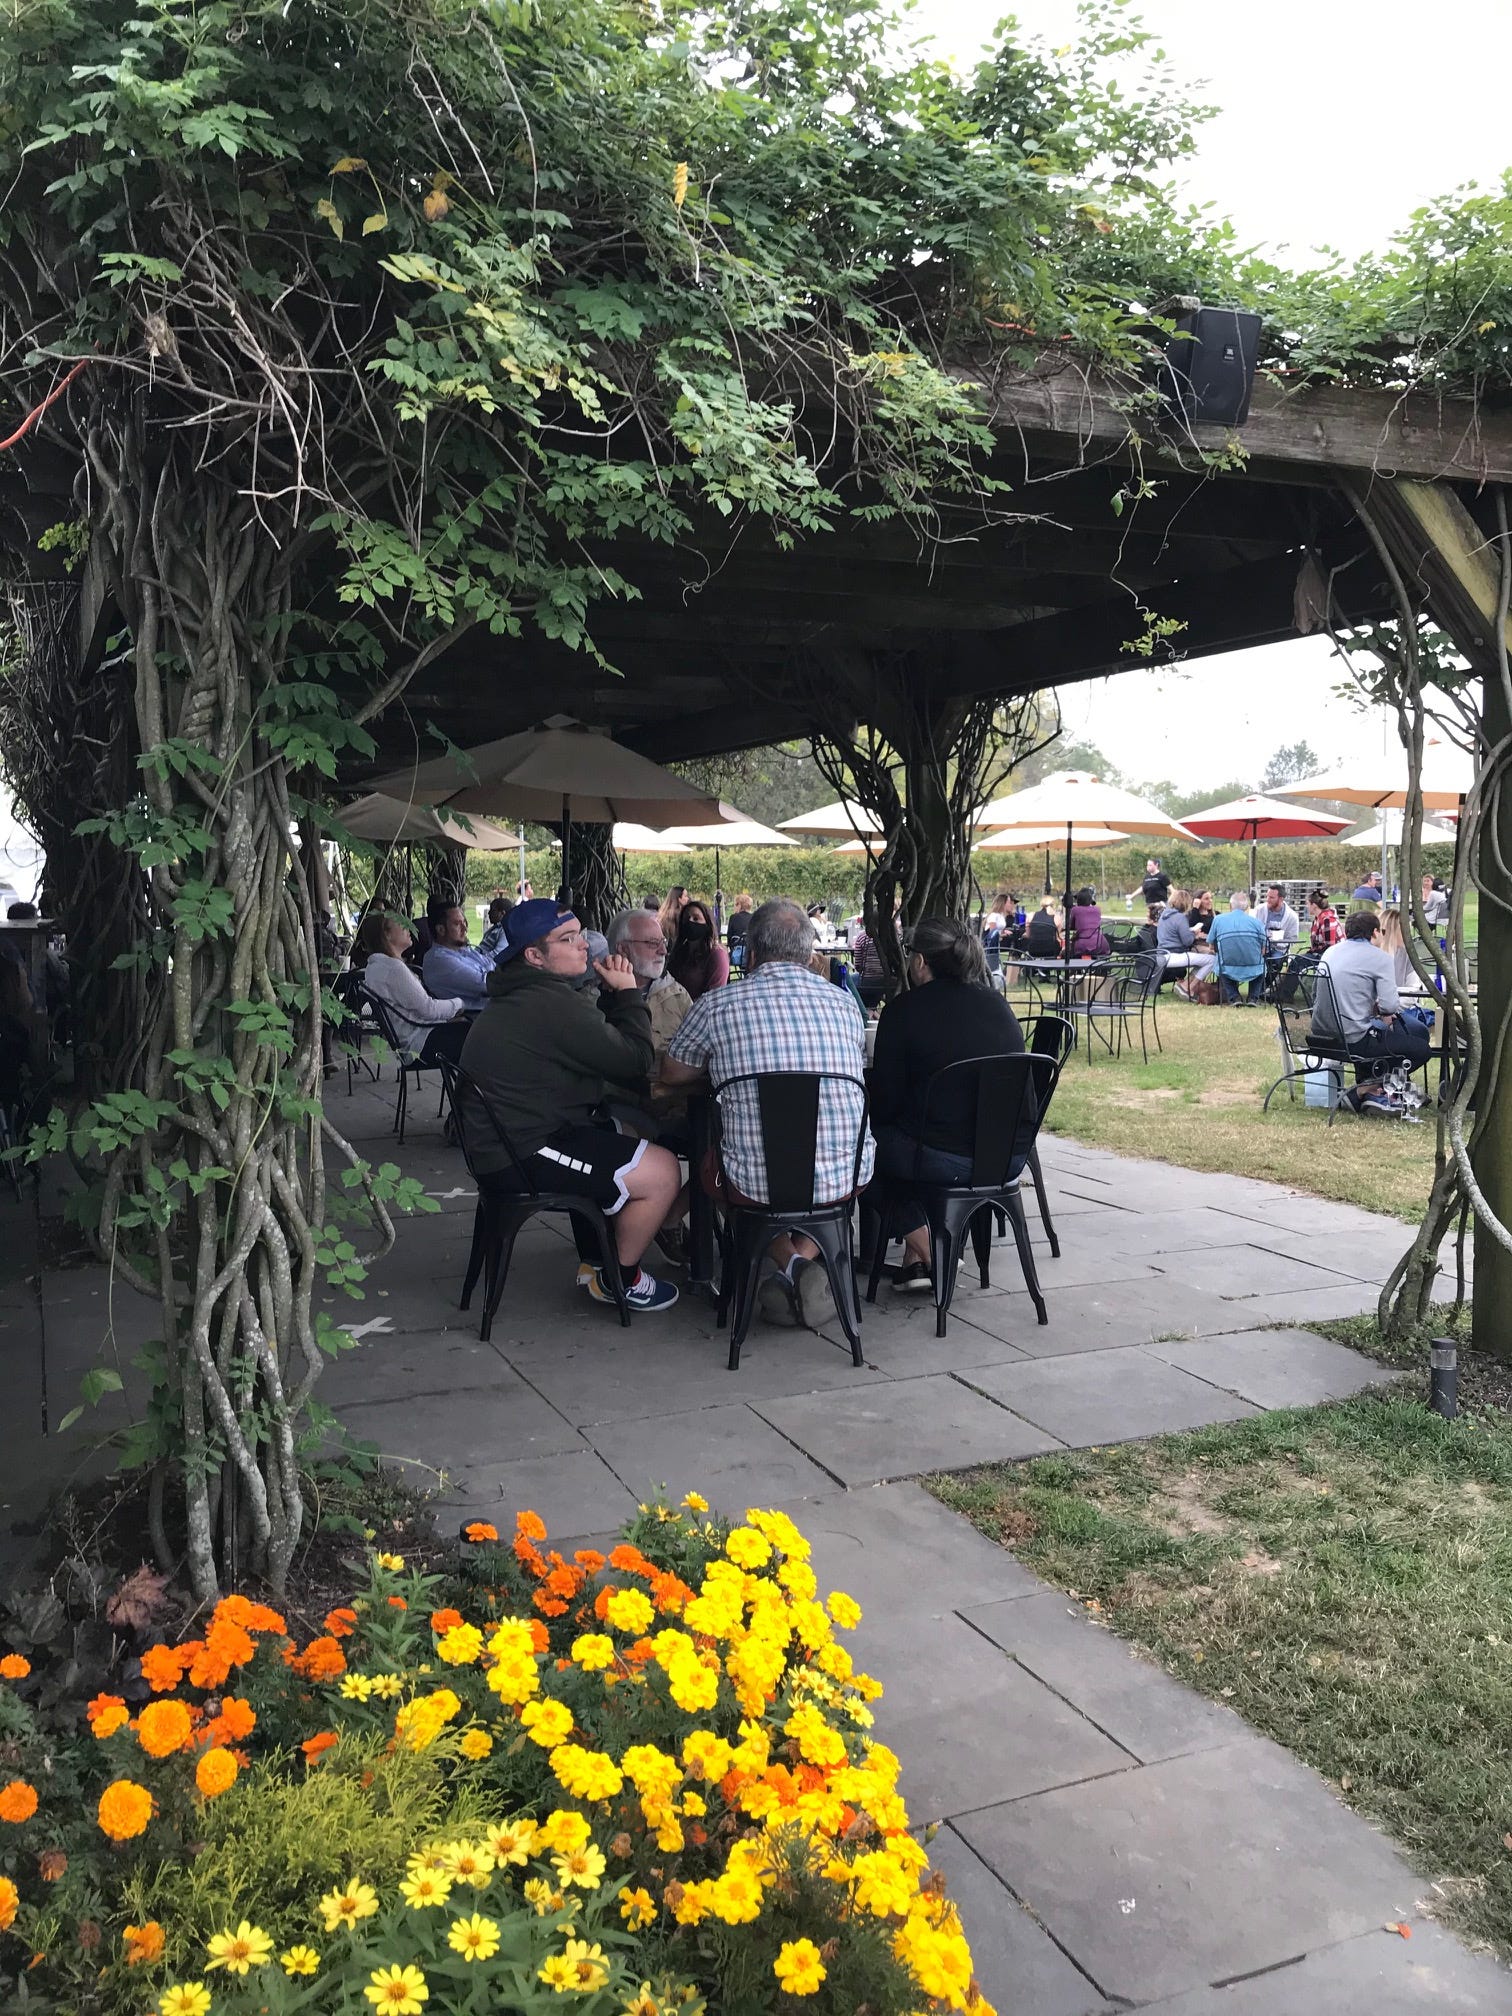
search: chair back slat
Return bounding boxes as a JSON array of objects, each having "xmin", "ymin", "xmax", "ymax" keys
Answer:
[
  {"xmin": 441, "ymin": 1058, "xmax": 538, "ymax": 1192},
  {"xmin": 712, "ymin": 1070, "xmax": 869, "ymax": 1213},
  {"xmin": 915, "ymin": 1052, "xmax": 1058, "ymax": 1191}
]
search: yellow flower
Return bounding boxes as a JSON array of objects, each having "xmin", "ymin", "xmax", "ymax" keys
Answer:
[
  {"xmin": 447, "ymin": 1913, "xmax": 501, "ymax": 1962},
  {"xmin": 774, "ymin": 1938, "xmax": 827, "ymax": 1996},
  {"xmin": 365, "ymin": 1963, "xmax": 428, "ymax": 2012},
  {"xmin": 520, "ymin": 1697, "xmax": 574, "ymax": 1749},
  {"xmin": 724, "ymin": 1526, "xmax": 772, "ymax": 1570},
  {"xmin": 551, "ymin": 1743, "xmax": 624, "ymax": 1802},
  {"xmin": 558, "ymin": 1938, "xmax": 609, "ymax": 1992},
  {"xmin": 319, "ymin": 1881, "xmax": 379, "ymax": 1932},
  {"xmin": 622, "ymin": 1986, "xmax": 662, "ymax": 2016},
  {"xmin": 340, "ymin": 1673, "xmax": 375, "ymax": 1701},
  {"xmin": 604, "ymin": 1587, "xmax": 655, "ymax": 1635},
  {"xmin": 281, "ymin": 1946, "xmax": 321, "ymax": 1977},
  {"xmin": 539, "ymin": 1954, "xmax": 577, "ymax": 1992},
  {"xmin": 538, "ymin": 1808, "xmax": 592, "ymax": 1853},
  {"xmin": 483, "ymin": 1817, "xmax": 537, "ymax": 1865},
  {"xmin": 437, "ymin": 1623, "xmax": 485, "ymax": 1666},
  {"xmin": 159, "ymin": 1986, "xmax": 212, "ymax": 2016},
  {"xmin": 619, "ymin": 1885, "xmax": 655, "ymax": 1930},
  {"xmin": 571, "ymin": 1633, "xmax": 615, "ymax": 1671},
  {"xmin": 524, "ymin": 1877, "xmax": 567, "ymax": 1916},
  {"xmin": 552, "ymin": 1841, "xmax": 607, "ymax": 1890},
  {"xmin": 375, "ymin": 1553, "xmax": 406, "ymax": 1572},
  {"xmin": 681, "ymin": 1730, "xmax": 734, "ymax": 1781},
  {"xmin": 437, "ymin": 1839, "xmax": 496, "ymax": 1888},
  {"xmin": 399, "ymin": 1868, "xmax": 453, "ymax": 1909},
  {"xmin": 707, "ymin": 1868, "xmax": 762, "ymax": 1924},
  {"xmin": 369, "ymin": 1672, "xmax": 404, "ymax": 1699},
  {"xmin": 681, "ymin": 1492, "xmax": 709, "ymax": 1512},
  {"xmin": 206, "ymin": 1921, "xmax": 273, "ymax": 1974},
  {"xmin": 459, "ymin": 1728, "xmax": 494, "ymax": 1760},
  {"xmin": 826, "ymin": 1590, "xmax": 862, "ymax": 1630}
]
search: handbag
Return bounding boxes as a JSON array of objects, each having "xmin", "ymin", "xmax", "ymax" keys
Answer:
[{"xmin": 1192, "ymin": 977, "xmax": 1221, "ymax": 1007}]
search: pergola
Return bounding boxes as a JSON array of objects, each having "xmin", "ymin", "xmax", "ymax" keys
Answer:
[{"xmin": 4, "ymin": 357, "xmax": 1511, "ymax": 1347}]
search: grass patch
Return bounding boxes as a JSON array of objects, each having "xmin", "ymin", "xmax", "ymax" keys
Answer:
[
  {"xmin": 1042, "ymin": 995, "xmax": 1437, "ymax": 1219},
  {"xmin": 927, "ymin": 1393, "xmax": 1512, "ymax": 1957}
]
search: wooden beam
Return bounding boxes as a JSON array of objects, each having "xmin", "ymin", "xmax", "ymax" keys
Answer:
[{"xmin": 971, "ymin": 358, "xmax": 1512, "ymax": 487}]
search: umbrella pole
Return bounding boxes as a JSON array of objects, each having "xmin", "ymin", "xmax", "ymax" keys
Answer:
[
  {"xmin": 1249, "ymin": 827, "xmax": 1257, "ymax": 901},
  {"xmin": 518, "ymin": 829, "xmax": 527, "ymax": 904},
  {"xmin": 1063, "ymin": 820, "xmax": 1074, "ymax": 1021},
  {"xmin": 1043, "ymin": 846, "xmax": 1051, "ymax": 897},
  {"xmin": 559, "ymin": 792, "xmax": 572, "ymax": 909},
  {"xmin": 715, "ymin": 846, "xmax": 722, "ymax": 936}
]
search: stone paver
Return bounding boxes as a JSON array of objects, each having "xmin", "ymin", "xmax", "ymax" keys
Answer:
[
  {"xmin": 956, "ymin": 1347, "xmax": 1261, "ymax": 1446},
  {"xmin": 4, "ymin": 1086, "xmax": 1493, "ymax": 2010},
  {"xmin": 954, "ymin": 1738, "xmax": 1423, "ymax": 2005}
]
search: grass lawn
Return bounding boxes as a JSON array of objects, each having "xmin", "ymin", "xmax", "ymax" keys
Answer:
[
  {"xmin": 1040, "ymin": 993, "xmax": 1439, "ymax": 1220},
  {"xmin": 928, "ymin": 1394, "xmax": 1512, "ymax": 1956}
]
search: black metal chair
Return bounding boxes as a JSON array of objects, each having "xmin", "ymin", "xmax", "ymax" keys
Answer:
[
  {"xmin": 330, "ymin": 969, "xmax": 381, "ymax": 1095},
  {"xmin": 359, "ymin": 987, "xmax": 453, "ymax": 1146},
  {"xmin": 1261, "ymin": 961, "xmax": 1354, "ymax": 1114},
  {"xmin": 1060, "ymin": 954, "xmax": 1139, "ymax": 1062},
  {"xmin": 864, "ymin": 1051, "xmax": 1059, "ymax": 1337},
  {"xmin": 438, "ymin": 1059, "xmax": 631, "ymax": 1336},
  {"xmin": 712, "ymin": 1070, "xmax": 869, "ymax": 1372},
  {"xmin": 1019, "ymin": 1013, "xmax": 1074, "ymax": 1258}
]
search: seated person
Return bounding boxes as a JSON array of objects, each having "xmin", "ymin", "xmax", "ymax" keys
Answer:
[
  {"xmin": 478, "ymin": 896, "xmax": 512, "ymax": 958},
  {"xmin": 457, "ymin": 900, "xmax": 682, "ymax": 1312},
  {"xmin": 1065, "ymin": 886, "xmax": 1109, "ymax": 959},
  {"xmin": 604, "ymin": 906, "xmax": 694, "ymax": 1106},
  {"xmin": 1156, "ymin": 888, "xmax": 1215, "ymax": 996},
  {"xmin": 1024, "ymin": 897, "xmax": 1061, "ymax": 958},
  {"xmin": 1378, "ymin": 905, "xmax": 1414, "ymax": 989},
  {"xmin": 1351, "ymin": 872, "xmax": 1384, "ymax": 903},
  {"xmin": 1207, "ymin": 891, "xmax": 1268, "ymax": 1003},
  {"xmin": 1308, "ymin": 887, "xmax": 1342, "ymax": 952},
  {"xmin": 421, "ymin": 897, "xmax": 495, "ymax": 1010},
  {"xmin": 658, "ymin": 886, "xmax": 689, "ymax": 948},
  {"xmin": 662, "ymin": 898, "xmax": 873, "ymax": 1333},
  {"xmin": 1186, "ymin": 889, "xmax": 1217, "ymax": 935},
  {"xmin": 356, "ymin": 912, "xmax": 469, "ymax": 1064},
  {"xmin": 1314, "ymin": 908, "xmax": 1433, "ymax": 1114},
  {"xmin": 1259, "ymin": 885, "xmax": 1300, "ymax": 965},
  {"xmin": 5, "ymin": 902, "xmax": 69, "ymax": 1019},
  {"xmin": 1133, "ymin": 904, "xmax": 1163, "ymax": 953},
  {"xmin": 667, "ymin": 900, "xmax": 729, "ymax": 999},
  {"xmin": 981, "ymin": 893, "xmax": 1011, "ymax": 974},
  {"xmin": 867, "ymin": 918, "xmax": 1024, "ymax": 1291}
]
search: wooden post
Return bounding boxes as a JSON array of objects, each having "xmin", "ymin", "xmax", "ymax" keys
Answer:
[{"xmin": 1474, "ymin": 669, "xmax": 1512, "ymax": 1359}]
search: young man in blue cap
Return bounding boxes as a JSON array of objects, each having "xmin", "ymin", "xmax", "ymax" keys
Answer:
[{"xmin": 457, "ymin": 899, "xmax": 682, "ymax": 1312}]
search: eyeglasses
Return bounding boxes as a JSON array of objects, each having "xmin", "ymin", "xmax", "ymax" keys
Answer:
[{"xmin": 548, "ymin": 928, "xmax": 585, "ymax": 947}]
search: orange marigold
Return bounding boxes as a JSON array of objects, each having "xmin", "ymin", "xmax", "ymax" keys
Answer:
[
  {"xmin": 97, "ymin": 1779, "xmax": 154, "ymax": 1841},
  {"xmin": 212, "ymin": 1594, "xmax": 286, "ymax": 1635},
  {"xmin": 533, "ymin": 1595, "xmax": 568, "ymax": 1618},
  {"xmin": 464, "ymin": 1521, "xmax": 499, "ymax": 1543},
  {"xmin": 386, "ymin": 1595, "xmax": 408, "ymax": 1611},
  {"xmin": 88, "ymin": 1693, "xmax": 131, "ymax": 1739},
  {"xmin": 0, "ymin": 1875, "xmax": 16, "ymax": 1930},
  {"xmin": 529, "ymin": 1619, "xmax": 550, "ymax": 1655},
  {"xmin": 608, "ymin": 1544, "xmax": 648, "ymax": 1574},
  {"xmin": 188, "ymin": 1620, "xmax": 256, "ymax": 1688},
  {"xmin": 0, "ymin": 1654, "xmax": 30, "ymax": 1680},
  {"xmin": 139, "ymin": 1644, "xmax": 189, "ymax": 1693},
  {"xmin": 301, "ymin": 1730, "xmax": 339, "ymax": 1764},
  {"xmin": 430, "ymin": 1609, "xmax": 464, "ymax": 1634},
  {"xmin": 293, "ymin": 1636, "xmax": 346, "ymax": 1681},
  {"xmin": 136, "ymin": 1699, "xmax": 193, "ymax": 1759},
  {"xmin": 123, "ymin": 1921, "xmax": 165, "ymax": 1966},
  {"xmin": 213, "ymin": 1696, "xmax": 257, "ymax": 1742},
  {"xmin": 324, "ymin": 1607, "xmax": 358, "ymax": 1639},
  {"xmin": 516, "ymin": 1510, "xmax": 548, "ymax": 1543},
  {"xmin": 195, "ymin": 1748, "xmax": 238, "ymax": 1798},
  {"xmin": 0, "ymin": 1781, "xmax": 39, "ymax": 1824}
]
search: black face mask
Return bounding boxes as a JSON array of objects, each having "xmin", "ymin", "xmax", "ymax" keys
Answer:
[{"xmin": 683, "ymin": 922, "xmax": 712, "ymax": 944}]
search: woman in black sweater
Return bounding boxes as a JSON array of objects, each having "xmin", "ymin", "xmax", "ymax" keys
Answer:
[{"xmin": 867, "ymin": 916, "xmax": 1025, "ymax": 1290}]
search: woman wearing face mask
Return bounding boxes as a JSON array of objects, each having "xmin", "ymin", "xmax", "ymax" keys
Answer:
[{"xmin": 666, "ymin": 899, "xmax": 730, "ymax": 999}]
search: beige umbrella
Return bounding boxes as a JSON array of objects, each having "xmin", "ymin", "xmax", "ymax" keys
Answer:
[
  {"xmin": 657, "ymin": 806, "xmax": 796, "ymax": 849},
  {"xmin": 337, "ymin": 793, "xmax": 521, "ymax": 851},
  {"xmin": 779, "ymin": 799, "xmax": 885, "ymax": 840},
  {"xmin": 1272, "ymin": 741, "xmax": 1473, "ymax": 812},
  {"xmin": 973, "ymin": 823, "xmax": 1130, "ymax": 851},
  {"xmin": 613, "ymin": 823, "xmax": 691, "ymax": 854},
  {"xmin": 1342, "ymin": 812, "xmax": 1460, "ymax": 849}
]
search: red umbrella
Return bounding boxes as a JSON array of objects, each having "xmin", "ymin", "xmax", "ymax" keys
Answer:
[{"xmin": 1179, "ymin": 793, "xmax": 1351, "ymax": 894}]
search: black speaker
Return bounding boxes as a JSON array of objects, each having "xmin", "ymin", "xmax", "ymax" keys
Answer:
[{"xmin": 1158, "ymin": 304, "xmax": 1262, "ymax": 429}]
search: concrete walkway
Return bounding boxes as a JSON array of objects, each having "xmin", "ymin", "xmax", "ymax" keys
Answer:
[{"xmin": 2, "ymin": 1077, "xmax": 1504, "ymax": 2010}]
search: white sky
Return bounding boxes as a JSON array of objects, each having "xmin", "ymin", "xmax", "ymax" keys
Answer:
[{"xmin": 912, "ymin": 0, "xmax": 1512, "ymax": 788}]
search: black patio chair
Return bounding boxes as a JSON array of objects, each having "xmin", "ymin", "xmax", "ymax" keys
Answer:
[
  {"xmin": 359, "ymin": 987, "xmax": 452, "ymax": 1147},
  {"xmin": 1018, "ymin": 1012, "xmax": 1075, "ymax": 1258},
  {"xmin": 330, "ymin": 969, "xmax": 381, "ymax": 1095},
  {"xmin": 437, "ymin": 1058, "xmax": 630, "ymax": 1336},
  {"xmin": 864, "ymin": 1051, "xmax": 1059, "ymax": 1337},
  {"xmin": 712, "ymin": 1070, "xmax": 869, "ymax": 1372},
  {"xmin": 1061, "ymin": 954, "xmax": 1140, "ymax": 1062}
]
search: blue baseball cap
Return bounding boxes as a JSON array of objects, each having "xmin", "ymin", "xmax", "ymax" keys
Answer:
[{"xmin": 494, "ymin": 898, "xmax": 579, "ymax": 962}]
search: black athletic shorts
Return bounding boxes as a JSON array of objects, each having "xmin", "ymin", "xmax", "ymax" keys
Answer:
[{"xmin": 504, "ymin": 1124, "xmax": 646, "ymax": 1214}]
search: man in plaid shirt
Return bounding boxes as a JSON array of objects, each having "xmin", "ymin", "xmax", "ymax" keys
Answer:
[{"xmin": 664, "ymin": 898, "xmax": 873, "ymax": 1332}]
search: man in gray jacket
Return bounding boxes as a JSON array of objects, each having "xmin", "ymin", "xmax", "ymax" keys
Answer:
[
  {"xmin": 1314, "ymin": 909, "xmax": 1432, "ymax": 1115},
  {"xmin": 458, "ymin": 900, "xmax": 682, "ymax": 1312}
]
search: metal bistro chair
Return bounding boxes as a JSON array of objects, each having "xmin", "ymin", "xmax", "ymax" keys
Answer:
[
  {"xmin": 330, "ymin": 968, "xmax": 381, "ymax": 1094},
  {"xmin": 865, "ymin": 1051, "xmax": 1059, "ymax": 1337},
  {"xmin": 438, "ymin": 1059, "xmax": 631, "ymax": 1336},
  {"xmin": 359, "ymin": 987, "xmax": 454, "ymax": 1147},
  {"xmin": 1261, "ymin": 962, "xmax": 1357, "ymax": 1119},
  {"xmin": 713, "ymin": 1070, "xmax": 869, "ymax": 1372},
  {"xmin": 1062, "ymin": 953, "xmax": 1139, "ymax": 1062},
  {"xmin": 1018, "ymin": 1012, "xmax": 1074, "ymax": 1257}
]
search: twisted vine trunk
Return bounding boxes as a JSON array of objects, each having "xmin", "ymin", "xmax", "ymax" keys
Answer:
[{"xmin": 83, "ymin": 417, "xmax": 394, "ymax": 1598}]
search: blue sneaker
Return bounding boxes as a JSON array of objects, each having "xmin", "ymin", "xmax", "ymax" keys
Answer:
[{"xmin": 587, "ymin": 1266, "xmax": 679, "ymax": 1313}]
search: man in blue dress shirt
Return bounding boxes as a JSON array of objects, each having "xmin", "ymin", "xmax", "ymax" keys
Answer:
[{"xmin": 422, "ymin": 899, "xmax": 495, "ymax": 1010}]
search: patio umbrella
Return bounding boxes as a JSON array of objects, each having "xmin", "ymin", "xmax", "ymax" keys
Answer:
[
  {"xmin": 973, "ymin": 823, "xmax": 1131, "ymax": 902},
  {"xmin": 612, "ymin": 823, "xmax": 691, "ymax": 854},
  {"xmin": 368, "ymin": 723, "xmax": 735, "ymax": 903},
  {"xmin": 337, "ymin": 793, "xmax": 522, "ymax": 852},
  {"xmin": 1342, "ymin": 812, "xmax": 1460, "ymax": 850},
  {"xmin": 1177, "ymin": 792, "xmax": 1351, "ymax": 898},
  {"xmin": 779, "ymin": 799, "xmax": 885, "ymax": 841},
  {"xmin": 660, "ymin": 805, "xmax": 796, "ymax": 931},
  {"xmin": 975, "ymin": 773, "xmax": 1196, "ymax": 1000},
  {"xmin": 1274, "ymin": 740, "xmax": 1474, "ymax": 896}
]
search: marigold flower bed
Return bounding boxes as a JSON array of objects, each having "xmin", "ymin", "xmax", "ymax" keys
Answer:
[{"xmin": 0, "ymin": 1496, "xmax": 993, "ymax": 2015}]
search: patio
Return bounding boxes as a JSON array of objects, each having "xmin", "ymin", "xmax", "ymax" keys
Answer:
[{"xmin": 5, "ymin": 1078, "xmax": 1502, "ymax": 2010}]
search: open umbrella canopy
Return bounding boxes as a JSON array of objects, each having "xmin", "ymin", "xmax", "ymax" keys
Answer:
[
  {"xmin": 613, "ymin": 823, "xmax": 691, "ymax": 854},
  {"xmin": 975, "ymin": 770, "xmax": 1197, "ymax": 841},
  {"xmin": 1273, "ymin": 741, "xmax": 1473, "ymax": 812},
  {"xmin": 1343, "ymin": 811, "xmax": 1461, "ymax": 849},
  {"xmin": 657, "ymin": 807, "xmax": 797, "ymax": 848},
  {"xmin": 779, "ymin": 799, "xmax": 885, "ymax": 840},
  {"xmin": 1178, "ymin": 793, "xmax": 1351, "ymax": 843},
  {"xmin": 368, "ymin": 723, "xmax": 734, "ymax": 827},
  {"xmin": 973, "ymin": 823, "xmax": 1130, "ymax": 852},
  {"xmin": 337, "ymin": 793, "xmax": 522, "ymax": 851}
]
